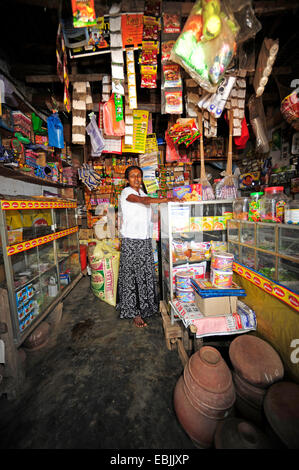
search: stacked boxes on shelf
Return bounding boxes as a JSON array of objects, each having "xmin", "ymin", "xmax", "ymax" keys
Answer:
[{"xmin": 12, "ymin": 111, "xmax": 32, "ymax": 139}]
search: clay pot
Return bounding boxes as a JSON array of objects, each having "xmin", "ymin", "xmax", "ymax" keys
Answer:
[
  {"xmin": 23, "ymin": 321, "xmax": 51, "ymax": 351},
  {"xmin": 264, "ymin": 381, "xmax": 299, "ymax": 449},
  {"xmin": 229, "ymin": 334, "xmax": 284, "ymax": 388},
  {"xmin": 233, "ymin": 371, "xmax": 266, "ymax": 408},
  {"xmin": 174, "ymin": 376, "xmax": 220, "ymax": 449},
  {"xmin": 215, "ymin": 417, "xmax": 276, "ymax": 449},
  {"xmin": 234, "ymin": 393, "xmax": 265, "ymax": 427},
  {"xmin": 183, "ymin": 346, "xmax": 235, "ymax": 419}
]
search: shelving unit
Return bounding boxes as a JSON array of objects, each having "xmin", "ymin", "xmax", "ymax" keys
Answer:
[
  {"xmin": 227, "ymin": 219, "xmax": 299, "ymax": 294},
  {"xmin": 0, "ymin": 198, "xmax": 81, "ymax": 346},
  {"xmin": 160, "ymin": 200, "xmax": 233, "ymax": 313}
]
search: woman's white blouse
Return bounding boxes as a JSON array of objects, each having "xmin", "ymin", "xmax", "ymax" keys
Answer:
[{"xmin": 119, "ymin": 186, "xmax": 152, "ymax": 239}]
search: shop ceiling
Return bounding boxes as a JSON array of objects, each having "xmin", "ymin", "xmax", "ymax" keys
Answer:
[{"xmin": 1, "ymin": 0, "xmax": 299, "ymax": 119}]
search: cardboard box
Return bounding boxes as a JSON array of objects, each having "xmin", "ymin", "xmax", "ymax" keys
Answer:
[{"xmin": 194, "ymin": 292, "xmax": 237, "ymax": 316}]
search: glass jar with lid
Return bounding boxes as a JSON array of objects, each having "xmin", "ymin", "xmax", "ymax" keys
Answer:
[
  {"xmin": 233, "ymin": 197, "xmax": 249, "ymax": 220},
  {"xmin": 248, "ymin": 192, "xmax": 263, "ymax": 222},
  {"xmin": 260, "ymin": 186, "xmax": 289, "ymax": 223},
  {"xmin": 284, "ymin": 199, "xmax": 299, "ymax": 224}
]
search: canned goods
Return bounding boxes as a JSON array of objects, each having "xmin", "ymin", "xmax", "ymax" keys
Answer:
[
  {"xmin": 211, "ymin": 269, "xmax": 233, "ymax": 288},
  {"xmin": 211, "ymin": 252, "xmax": 234, "ymax": 272}
]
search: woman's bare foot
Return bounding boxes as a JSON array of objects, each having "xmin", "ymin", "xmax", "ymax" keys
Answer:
[{"xmin": 133, "ymin": 316, "xmax": 147, "ymax": 328}]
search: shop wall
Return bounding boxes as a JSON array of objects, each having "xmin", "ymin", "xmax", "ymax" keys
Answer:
[
  {"xmin": 0, "ymin": 176, "xmax": 59, "ymax": 197},
  {"xmin": 234, "ymin": 273, "xmax": 299, "ymax": 384}
]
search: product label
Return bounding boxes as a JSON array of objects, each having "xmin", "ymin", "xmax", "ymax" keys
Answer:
[{"xmin": 276, "ymin": 200, "xmax": 286, "ymax": 221}]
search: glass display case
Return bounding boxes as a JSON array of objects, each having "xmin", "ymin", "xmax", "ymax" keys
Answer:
[
  {"xmin": 160, "ymin": 200, "xmax": 233, "ymax": 304},
  {"xmin": 0, "ymin": 198, "xmax": 81, "ymax": 345},
  {"xmin": 227, "ymin": 219, "xmax": 299, "ymax": 293}
]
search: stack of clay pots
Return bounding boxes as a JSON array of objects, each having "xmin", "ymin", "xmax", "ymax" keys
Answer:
[
  {"xmin": 214, "ymin": 417, "xmax": 276, "ymax": 449},
  {"xmin": 173, "ymin": 346, "xmax": 236, "ymax": 449},
  {"xmin": 228, "ymin": 334, "xmax": 284, "ymax": 425},
  {"xmin": 264, "ymin": 381, "xmax": 299, "ymax": 449}
]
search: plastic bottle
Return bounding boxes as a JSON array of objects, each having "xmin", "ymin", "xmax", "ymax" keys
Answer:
[
  {"xmin": 284, "ymin": 199, "xmax": 299, "ymax": 224},
  {"xmin": 248, "ymin": 192, "xmax": 263, "ymax": 222},
  {"xmin": 260, "ymin": 187, "xmax": 289, "ymax": 223}
]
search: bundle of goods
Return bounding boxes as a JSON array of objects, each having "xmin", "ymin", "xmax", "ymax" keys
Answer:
[
  {"xmin": 281, "ymin": 86, "xmax": 299, "ymax": 131},
  {"xmin": 34, "ymin": 135, "xmax": 49, "ymax": 146},
  {"xmin": 12, "ymin": 111, "xmax": 32, "ymax": 139},
  {"xmin": 197, "ymin": 111, "xmax": 215, "ymax": 200},
  {"xmin": 25, "ymin": 149, "xmax": 39, "ymax": 168},
  {"xmin": 218, "ymin": 109, "xmax": 238, "ymax": 199},
  {"xmin": 88, "ymin": 240, "xmax": 120, "ymax": 307},
  {"xmin": 170, "ymin": 0, "xmax": 239, "ymax": 93},
  {"xmin": 63, "ymin": 166, "xmax": 78, "ymax": 186},
  {"xmin": 229, "ymin": 335, "xmax": 284, "ymax": 426},
  {"xmin": 167, "ymin": 118, "xmax": 201, "ymax": 147}
]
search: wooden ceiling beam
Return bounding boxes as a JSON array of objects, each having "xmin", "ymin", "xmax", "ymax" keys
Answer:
[
  {"xmin": 14, "ymin": 0, "xmax": 61, "ymax": 8},
  {"xmin": 253, "ymin": 0, "xmax": 299, "ymax": 15},
  {"xmin": 26, "ymin": 73, "xmax": 105, "ymax": 83}
]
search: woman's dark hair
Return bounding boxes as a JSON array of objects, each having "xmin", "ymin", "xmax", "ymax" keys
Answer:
[
  {"xmin": 125, "ymin": 165, "xmax": 143, "ymax": 180},
  {"xmin": 125, "ymin": 165, "xmax": 147, "ymax": 193}
]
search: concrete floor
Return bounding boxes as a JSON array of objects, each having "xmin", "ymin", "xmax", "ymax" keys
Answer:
[{"xmin": 0, "ymin": 275, "xmax": 196, "ymax": 450}]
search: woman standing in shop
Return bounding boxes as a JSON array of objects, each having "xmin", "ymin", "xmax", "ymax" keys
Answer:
[{"xmin": 118, "ymin": 165, "xmax": 178, "ymax": 328}]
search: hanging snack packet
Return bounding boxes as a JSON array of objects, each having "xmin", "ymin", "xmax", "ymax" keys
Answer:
[
  {"xmin": 141, "ymin": 65, "xmax": 158, "ymax": 88},
  {"xmin": 143, "ymin": 16, "xmax": 160, "ymax": 41},
  {"xmin": 162, "ymin": 13, "xmax": 181, "ymax": 34},
  {"xmin": 161, "ymin": 40, "xmax": 176, "ymax": 63},
  {"xmin": 163, "ymin": 63, "xmax": 182, "ymax": 88},
  {"xmin": 165, "ymin": 91, "xmax": 183, "ymax": 114}
]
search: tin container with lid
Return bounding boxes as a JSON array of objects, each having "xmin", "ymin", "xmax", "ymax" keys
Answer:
[
  {"xmin": 284, "ymin": 199, "xmax": 299, "ymax": 224},
  {"xmin": 248, "ymin": 192, "xmax": 263, "ymax": 222},
  {"xmin": 260, "ymin": 187, "xmax": 289, "ymax": 223}
]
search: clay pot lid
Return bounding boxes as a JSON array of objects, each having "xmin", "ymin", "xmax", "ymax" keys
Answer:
[
  {"xmin": 188, "ymin": 346, "xmax": 233, "ymax": 393},
  {"xmin": 215, "ymin": 418, "xmax": 276, "ymax": 449},
  {"xmin": 229, "ymin": 335, "xmax": 284, "ymax": 388},
  {"xmin": 264, "ymin": 381, "xmax": 299, "ymax": 449}
]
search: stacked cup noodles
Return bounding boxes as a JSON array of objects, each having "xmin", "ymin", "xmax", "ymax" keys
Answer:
[
  {"xmin": 175, "ymin": 270, "xmax": 195, "ymax": 303},
  {"xmin": 210, "ymin": 252, "xmax": 234, "ymax": 288}
]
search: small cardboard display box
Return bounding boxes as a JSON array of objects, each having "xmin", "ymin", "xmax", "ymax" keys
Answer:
[{"xmin": 194, "ymin": 292, "xmax": 237, "ymax": 316}]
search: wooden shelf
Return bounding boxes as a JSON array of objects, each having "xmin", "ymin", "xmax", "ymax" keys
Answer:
[{"xmin": 0, "ymin": 164, "xmax": 74, "ymax": 188}]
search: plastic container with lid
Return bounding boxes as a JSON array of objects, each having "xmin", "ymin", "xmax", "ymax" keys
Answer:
[
  {"xmin": 248, "ymin": 192, "xmax": 263, "ymax": 222},
  {"xmin": 233, "ymin": 197, "xmax": 249, "ymax": 220},
  {"xmin": 260, "ymin": 187, "xmax": 289, "ymax": 223},
  {"xmin": 284, "ymin": 199, "xmax": 299, "ymax": 224}
]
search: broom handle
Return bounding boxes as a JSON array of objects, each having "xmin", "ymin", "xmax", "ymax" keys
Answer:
[
  {"xmin": 197, "ymin": 111, "xmax": 206, "ymax": 179},
  {"xmin": 227, "ymin": 109, "xmax": 233, "ymax": 176}
]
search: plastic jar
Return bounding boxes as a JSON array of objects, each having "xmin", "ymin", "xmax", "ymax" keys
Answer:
[
  {"xmin": 248, "ymin": 192, "xmax": 263, "ymax": 222},
  {"xmin": 213, "ymin": 179, "xmax": 222, "ymax": 197},
  {"xmin": 284, "ymin": 200, "xmax": 299, "ymax": 224},
  {"xmin": 233, "ymin": 197, "xmax": 249, "ymax": 220},
  {"xmin": 260, "ymin": 187, "xmax": 289, "ymax": 223}
]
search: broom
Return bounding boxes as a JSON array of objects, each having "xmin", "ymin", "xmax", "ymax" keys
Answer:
[
  {"xmin": 197, "ymin": 110, "xmax": 215, "ymax": 200},
  {"xmin": 219, "ymin": 109, "xmax": 238, "ymax": 199}
]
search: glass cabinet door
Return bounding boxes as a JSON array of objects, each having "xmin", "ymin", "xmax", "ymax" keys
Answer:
[
  {"xmin": 256, "ymin": 251, "xmax": 276, "ymax": 280},
  {"xmin": 278, "ymin": 226, "xmax": 299, "ymax": 259},
  {"xmin": 256, "ymin": 223, "xmax": 276, "ymax": 251},
  {"xmin": 67, "ymin": 208, "xmax": 77, "ymax": 228},
  {"xmin": 55, "ymin": 208, "xmax": 68, "ymax": 231},
  {"xmin": 5, "ymin": 209, "xmax": 53, "ymax": 245},
  {"xmin": 240, "ymin": 246, "xmax": 255, "ymax": 269},
  {"xmin": 56, "ymin": 235, "xmax": 70, "ymax": 261},
  {"xmin": 240, "ymin": 222, "xmax": 255, "ymax": 245},
  {"xmin": 227, "ymin": 219, "xmax": 239, "ymax": 242},
  {"xmin": 228, "ymin": 241, "xmax": 240, "ymax": 261},
  {"xmin": 278, "ymin": 258, "xmax": 299, "ymax": 293},
  {"xmin": 38, "ymin": 266, "xmax": 60, "ymax": 314},
  {"xmin": 11, "ymin": 247, "xmax": 39, "ymax": 290}
]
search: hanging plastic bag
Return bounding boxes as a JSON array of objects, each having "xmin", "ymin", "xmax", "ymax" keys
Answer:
[
  {"xmin": 248, "ymin": 95, "xmax": 269, "ymax": 153},
  {"xmin": 103, "ymin": 94, "xmax": 125, "ymax": 136},
  {"xmin": 86, "ymin": 114, "xmax": 105, "ymax": 156},
  {"xmin": 47, "ymin": 112, "xmax": 64, "ymax": 148},
  {"xmin": 170, "ymin": 0, "xmax": 239, "ymax": 92}
]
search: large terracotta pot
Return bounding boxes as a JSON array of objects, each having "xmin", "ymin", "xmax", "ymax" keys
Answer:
[
  {"xmin": 183, "ymin": 346, "xmax": 235, "ymax": 419},
  {"xmin": 264, "ymin": 381, "xmax": 299, "ymax": 449},
  {"xmin": 233, "ymin": 371, "xmax": 266, "ymax": 408},
  {"xmin": 174, "ymin": 376, "xmax": 220, "ymax": 449},
  {"xmin": 229, "ymin": 335, "xmax": 284, "ymax": 388},
  {"xmin": 214, "ymin": 417, "xmax": 277, "ymax": 449}
]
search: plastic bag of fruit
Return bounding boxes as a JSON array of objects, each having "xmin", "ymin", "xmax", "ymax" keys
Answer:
[{"xmin": 170, "ymin": 0, "xmax": 239, "ymax": 93}]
